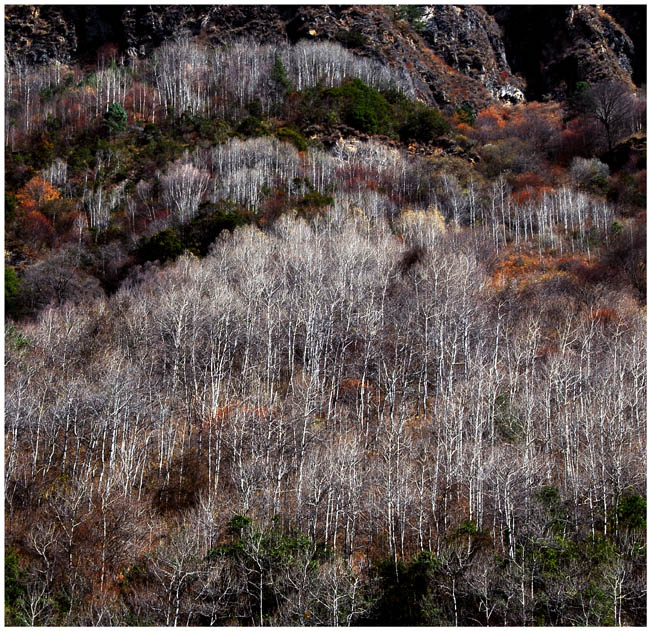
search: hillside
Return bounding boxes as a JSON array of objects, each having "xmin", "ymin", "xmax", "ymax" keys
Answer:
[
  {"xmin": 4, "ymin": 4, "xmax": 647, "ymax": 627},
  {"xmin": 4, "ymin": 4, "xmax": 645, "ymax": 106}
]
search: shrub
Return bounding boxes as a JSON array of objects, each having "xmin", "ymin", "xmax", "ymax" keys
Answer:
[
  {"xmin": 326, "ymin": 78, "xmax": 391, "ymax": 135},
  {"xmin": 368, "ymin": 551, "xmax": 446, "ymax": 625},
  {"xmin": 184, "ymin": 202, "xmax": 249, "ymax": 256},
  {"xmin": 104, "ymin": 102, "xmax": 127, "ymax": 136},
  {"xmin": 237, "ymin": 115, "xmax": 268, "ymax": 137},
  {"xmin": 5, "ymin": 547, "xmax": 26, "ymax": 625},
  {"xmin": 276, "ymin": 126, "xmax": 308, "ymax": 152},
  {"xmin": 453, "ymin": 103, "xmax": 476, "ymax": 126},
  {"xmin": 616, "ymin": 494, "xmax": 646, "ymax": 530},
  {"xmin": 297, "ymin": 190, "xmax": 334, "ymax": 208},
  {"xmin": 5, "ymin": 265, "xmax": 21, "ymax": 316},
  {"xmin": 335, "ymin": 30, "xmax": 368, "ymax": 49},
  {"xmin": 138, "ymin": 228, "xmax": 184, "ymax": 263},
  {"xmin": 570, "ymin": 156, "xmax": 607, "ymax": 180},
  {"xmin": 271, "ymin": 56, "xmax": 291, "ymax": 94},
  {"xmin": 399, "ymin": 102, "xmax": 451, "ymax": 142},
  {"xmin": 395, "ymin": 5, "xmax": 427, "ymax": 32},
  {"xmin": 246, "ymin": 99, "xmax": 263, "ymax": 117},
  {"xmin": 5, "ymin": 192, "xmax": 17, "ymax": 222},
  {"xmin": 479, "ymin": 137, "xmax": 540, "ymax": 177}
]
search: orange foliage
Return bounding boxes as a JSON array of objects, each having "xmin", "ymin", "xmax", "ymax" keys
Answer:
[
  {"xmin": 490, "ymin": 248, "xmax": 575, "ymax": 290},
  {"xmin": 16, "ymin": 176, "xmax": 60, "ymax": 213},
  {"xmin": 492, "ymin": 252, "xmax": 547, "ymax": 286},
  {"xmin": 473, "ymin": 101, "xmax": 564, "ymax": 154},
  {"xmin": 475, "ymin": 104, "xmax": 510, "ymax": 135},
  {"xmin": 454, "ymin": 121, "xmax": 473, "ymax": 136},
  {"xmin": 511, "ymin": 189, "xmax": 533, "ymax": 206},
  {"xmin": 510, "ymin": 173, "xmax": 555, "ymax": 206}
]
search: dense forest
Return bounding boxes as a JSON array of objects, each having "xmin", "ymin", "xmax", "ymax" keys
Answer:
[{"xmin": 4, "ymin": 6, "xmax": 647, "ymax": 626}]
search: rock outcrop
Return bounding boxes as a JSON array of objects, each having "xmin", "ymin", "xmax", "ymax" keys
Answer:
[
  {"xmin": 419, "ymin": 5, "xmax": 524, "ymax": 103},
  {"xmin": 4, "ymin": 4, "xmax": 641, "ymax": 109},
  {"xmin": 486, "ymin": 5, "xmax": 638, "ymax": 100}
]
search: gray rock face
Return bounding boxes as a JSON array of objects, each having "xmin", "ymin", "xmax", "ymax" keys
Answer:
[
  {"xmin": 4, "ymin": 4, "xmax": 640, "ymax": 109},
  {"xmin": 420, "ymin": 5, "xmax": 524, "ymax": 103}
]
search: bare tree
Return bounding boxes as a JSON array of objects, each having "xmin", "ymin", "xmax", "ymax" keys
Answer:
[{"xmin": 585, "ymin": 81, "xmax": 635, "ymax": 151}]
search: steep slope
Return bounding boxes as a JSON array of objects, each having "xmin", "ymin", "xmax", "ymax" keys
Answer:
[
  {"xmin": 487, "ymin": 5, "xmax": 638, "ymax": 100},
  {"xmin": 4, "ymin": 4, "xmax": 521, "ymax": 110},
  {"xmin": 603, "ymin": 4, "xmax": 647, "ymax": 86},
  {"xmin": 7, "ymin": 4, "xmax": 641, "ymax": 108},
  {"xmin": 419, "ymin": 5, "xmax": 524, "ymax": 103}
]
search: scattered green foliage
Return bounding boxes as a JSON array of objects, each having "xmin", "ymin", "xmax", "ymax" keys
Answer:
[
  {"xmin": 276, "ymin": 126, "xmax": 308, "ymax": 152},
  {"xmin": 183, "ymin": 201, "xmax": 249, "ymax": 256},
  {"xmin": 617, "ymin": 494, "xmax": 646, "ymax": 530},
  {"xmin": 324, "ymin": 78, "xmax": 392, "ymax": 134},
  {"xmin": 454, "ymin": 103, "xmax": 476, "ymax": 126},
  {"xmin": 237, "ymin": 115, "xmax": 269, "ymax": 137},
  {"xmin": 335, "ymin": 30, "xmax": 368, "ymax": 49},
  {"xmin": 138, "ymin": 202, "xmax": 249, "ymax": 262},
  {"xmin": 297, "ymin": 190, "xmax": 334, "ymax": 209},
  {"xmin": 569, "ymin": 80, "xmax": 592, "ymax": 114},
  {"xmin": 104, "ymin": 102, "xmax": 128, "ymax": 136},
  {"xmin": 399, "ymin": 101, "xmax": 451, "ymax": 143},
  {"xmin": 137, "ymin": 228, "xmax": 185, "ymax": 263},
  {"xmin": 272, "ymin": 55, "xmax": 292, "ymax": 94},
  {"xmin": 5, "ymin": 547, "xmax": 26, "ymax": 625},
  {"xmin": 5, "ymin": 265, "xmax": 21, "ymax": 317},
  {"xmin": 5, "ymin": 192, "xmax": 18, "ymax": 222},
  {"xmin": 395, "ymin": 5, "xmax": 427, "ymax": 33},
  {"xmin": 494, "ymin": 393, "xmax": 524, "ymax": 441}
]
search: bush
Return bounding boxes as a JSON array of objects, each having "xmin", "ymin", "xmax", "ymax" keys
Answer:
[
  {"xmin": 184, "ymin": 202, "xmax": 249, "ymax": 256},
  {"xmin": 5, "ymin": 192, "xmax": 17, "ymax": 222},
  {"xmin": 570, "ymin": 157, "xmax": 610, "ymax": 193},
  {"xmin": 5, "ymin": 547, "xmax": 26, "ymax": 625},
  {"xmin": 453, "ymin": 103, "xmax": 476, "ymax": 126},
  {"xmin": 104, "ymin": 102, "xmax": 127, "ymax": 136},
  {"xmin": 395, "ymin": 5, "xmax": 426, "ymax": 32},
  {"xmin": 5, "ymin": 265, "xmax": 21, "ymax": 317},
  {"xmin": 271, "ymin": 56, "xmax": 291, "ymax": 94},
  {"xmin": 326, "ymin": 78, "xmax": 391, "ymax": 135},
  {"xmin": 399, "ymin": 102, "xmax": 451, "ymax": 142},
  {"xmin": 237, "ymin": 115, "xmax": 268, "ymax": 137},
  {"xmin": 479, "ymin": 137, "xmax": 540, "ymax": 177},
  {"xmin": 138, "ymin": 228, "xmax": 184, "ymax": 263},
  {"xmin": 335, "ymin": 30, "xmax": 368, "ymax": 49},
  {"xmin": 276, "ymin": 127, "xmax": 308, "ymax": 152},
  {"xmin": 367, "ymin": 552, "xmax": 446, "ymax": 625},
  {"xmin": 616, "ymin": 494, "xmax": 646, "ymax": 530},
  {"xmin": 297, "ymin": 190, "xmax": 334, "ymax": 209}
]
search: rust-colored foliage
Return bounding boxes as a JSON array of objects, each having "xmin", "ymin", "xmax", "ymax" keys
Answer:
[
  {"xmin": 592, "ymin": 308, "xmax": 619, "ymax": 325},
  {"xmin": 491, "ymin": 250, "xmax": 549, "ymax": 288},
  {"xmin": 454, "ymin": 121, "xmax": 473, "ymax": 135},
  {"xmin": 16, "ymin": 176, "xmax": 61, "ymax": 214},
  {"xmin": 510, "ymin": 173, "xmax": 555, "ymax": 206},
  {"xmin": 22, "ymin": 210, "xmax": 56, "ymax": 248}
]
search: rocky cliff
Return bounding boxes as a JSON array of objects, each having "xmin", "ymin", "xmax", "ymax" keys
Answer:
[
  {"xmin": 4, "ymin": 4, "xmax": 643, "ymax": 109},
  {"xmin": 487, "ymin": 5, "xmax": 641, "ymax": 100}
]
